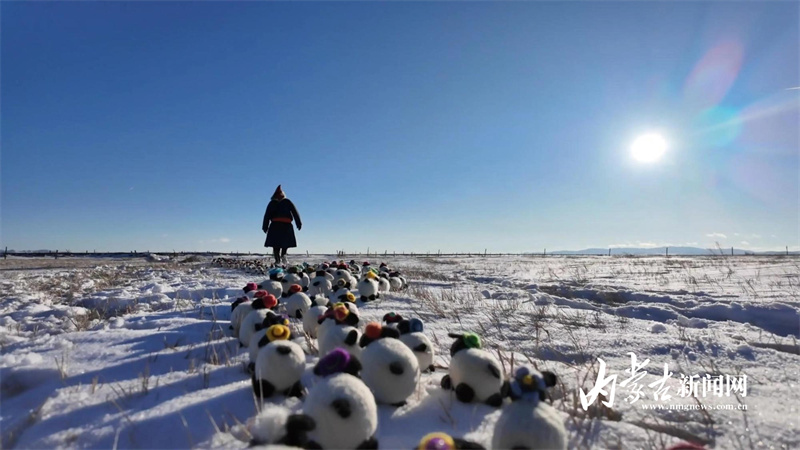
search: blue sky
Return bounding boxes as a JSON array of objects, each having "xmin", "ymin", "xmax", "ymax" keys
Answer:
[{"xmin": 2, "ymin": 2, "xmax": 798, "ymax": 253}]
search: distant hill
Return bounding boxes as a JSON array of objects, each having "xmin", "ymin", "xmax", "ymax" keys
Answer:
[{"xmin": 550, "ymin": 246, "xmax": 797, "ymax": 256}]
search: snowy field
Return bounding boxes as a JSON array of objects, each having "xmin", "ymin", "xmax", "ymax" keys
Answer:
[{"xmin": 1, "ymin": 254, "xmax": 799, "ymax": 449}]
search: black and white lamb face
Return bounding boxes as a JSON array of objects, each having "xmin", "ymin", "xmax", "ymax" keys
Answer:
[
  {"xmin": 231, "ymin": 298, "xmax": 253, "ymax": 336},
  {"xmin": 441, "ymin": 332, "xmax": 508, "ymax": 407},
  {"xmin": 397, "ymin": 318, "xmax": 435, "ymax": 373},
  {"xmin": 259, "ymin": 271, "xmax": 284, "ymax": 298},
  {"xmin": 377, "ymin": 275, "xmax": 391, "ymax": 293},
  {"xmin": 247, "ymin": 311, "xmax": 290, "ymax": 364},
  {"xmin": 303, "ymin": 349, "xmax": 378, "ymax": 449},
  {"xmin": 308, "ymin": 270, "xmax": 333, "ymax": 297},
  {"xmin": 491, "ymin": 366, "xmax": 566, "ymax": 450},
  {"xmin": 302, "ymin": 305, "xmax": 329, "ymax": 339},
  {"xmin": 283, "ymin": 284, "xmax": 312, "ymax": 319},
  {"xmin": 252, "ymin": 343, "xmax": 305, "ymax": 398},
  {"xmin": 316, "ymin": 302, "xmax": 362, "ymax": 358},
  {"xmin": 358, "ymin": 322, "xmax": 419, "ymax": 406},
  {"xmin": 356, "ymin": 273, "xmax": 380, "ymax": 302}
]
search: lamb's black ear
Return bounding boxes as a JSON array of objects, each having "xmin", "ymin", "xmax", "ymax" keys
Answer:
[
  {"xmin": 541, "ymin": 371, "xmax": 557, "ymax": 387},
  {"xmin": 344, "ymin": 329, "xmax": 359, "ymax": 346},
  {"xmin": 296, "ymin": 310, "xmax": 303, "ymax": 319},
  {"xmin": 231, "ymin": 298, "xmax": 245, "ymax": 312},
  {"xmin": 397, "ymin": 320, "xmax": 410, "ymax": 334},
  {"xmin": 258, "ymin": 335, "xmax": 270, "ymax": 348},
  {"xmin": 359, "ymin": 335, "xmax": 373, "ymax": 348},
  {"xmin": 447, "ymin": 332, "xmax": 463, "ymax": 339},
  {"xmin": 285, "ymin": 414, "xmax": 316, "ymax": 433},
  {"xmin": 381, "ymin": 327, "xmax": 400, "ymax": 339},
  {"xmin": 344, "ymin": 313, "xmax": 359, "ymax": 326},
  {"xmin": 345, "ymin": 356, "xmax": 362, "ymax": 376}
]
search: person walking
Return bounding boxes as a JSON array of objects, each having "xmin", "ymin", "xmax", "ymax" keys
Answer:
[{"xmin": 262, "ymin": 185, "xmax": 302, "ymax": 266}]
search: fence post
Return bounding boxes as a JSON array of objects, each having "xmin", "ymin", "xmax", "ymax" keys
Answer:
[
  {"xmin": 731, "ymin": 246, "xmax": 734, "ymax": 256},
  {"xmin": 666, "ymin": 247, "xmax": 669, "ymax": 257},
  {"xmin": 55, "ymin": 250, "xmax": 58, "ymax": 259},
  {"xmin": 484, "ymin": 249, "xmax": 487, "ymax": 256},
  {"xmin": 544, "ymin": 248, "xmax": 546, "ymax": 257},
  {"xmin": 787, "ymin": 246, "xmax": 790, "ymax": 256},
  {"xmin": 608, "ymin": 248, "xmax": 611, "ymax": 256}
]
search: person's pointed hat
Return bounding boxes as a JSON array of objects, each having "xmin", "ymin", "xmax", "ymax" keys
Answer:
[{"xmin": 272, "ymin": 185, "xmax": 285, "ymax": 200}]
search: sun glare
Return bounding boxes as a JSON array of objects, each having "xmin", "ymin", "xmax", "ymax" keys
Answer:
[{"xmin": 631, "ymin": 133, "xmax": 667, "ymax": 163}]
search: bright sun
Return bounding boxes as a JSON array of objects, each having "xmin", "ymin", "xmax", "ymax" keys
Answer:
[{"xmin": 631, "ymin": 133, "xmax": 668, "ymax": 163}]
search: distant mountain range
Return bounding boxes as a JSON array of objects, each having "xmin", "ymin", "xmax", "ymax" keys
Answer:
[{"xmin": 550, "ymin": 246, "xmax": 797, "ymax": 256}]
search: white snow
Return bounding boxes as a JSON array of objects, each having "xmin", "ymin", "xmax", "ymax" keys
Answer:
[{"xmin": 1, "ymin": 255, "xmax": 798, "ymax": 449}]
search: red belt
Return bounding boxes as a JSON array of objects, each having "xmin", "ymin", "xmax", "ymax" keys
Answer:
[{"xmin": 272, "ymin": 217, "xmax": 292, "ymax": 223}]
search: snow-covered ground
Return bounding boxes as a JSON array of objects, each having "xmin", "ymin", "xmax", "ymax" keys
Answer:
[{"xmin": 1, "ymin": 254, "xmax": 798, "ymax": 449}]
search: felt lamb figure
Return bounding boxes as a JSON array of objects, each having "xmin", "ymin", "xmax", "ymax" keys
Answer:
[
  {"xmin": 358, "ymin": 322, "xmax": 420, "ymax": 406},
  {"xmin": 388, "ymin": 271, "xmax": 407, "ymax": 291},
  {"xmin": 416, "ymin": 432, "xmax": 486, "ymax": 450},
  {"xmin": 377, "ymin": 272, "xmax": 391, "ymax": 293},
  {"xmin": 247, "ymin": 311, "xmax": 291, "ymax": 371},
  {"xmin": 356, "ymin": 271, "xmax": 380, "ymax": 302},
  {"xmin": 298, "ymin": 269, "xmax": 311, "ymax": 292},
  {"xmin": 309, "ymin": 294, "xmax": 329, "ymax": 307},
  {"xmin": 397, "ymin": 318, "xmax": 436, "ymax": 373},
  {"xmin": 282, "ymin": 284, "xmax": 312, "ymax": 319},
  {"xmin": 230, "ymin": 297, "xmax": 252, "ymax": 334},
  {"xmin": 440, "ymin": 332, "xmax": 508, "ymax": 407},
  {"xmin": 348, "ymin": 261, "xmax": 362, "ymax": 277},
  {"xmin": 333, "ymin": 265, "xmax": 356, "ymax": 289},
  {"xmin": 252, "ymin": 324, "xmax": 306, "ymax": 399},
  {"xmin": 247, "ymin": 404, "xmax": 317, "ymax": 448},
  {"xmin": 491, "ymin": 366, "xmax": 566, "ymax": 450},
  {"xmin": 303, "ymin": 305, "xmax": 330, "ymax": 339},
  {"xmin": 317, "ymin": 303, "xmax": 362, "ymax": 359},
  {"xmin": 382, "ymin": 312, "xmax": 404, "ymax": 328},
  {"xmin": 281, "ymin": 266, "xmax": 303, "ymax": 292},
  {"xmin": 303, "ymin": 349, "xmax": 378, "ymax": 449},
  {"xmin": 328, "ymin": 279, "xmax": 357, "ymax": 304},
  {"xmin": 239, "ymin": 294, "xmax": 279, "ymax": 347},
  {"xmin": 308, "ymin": 269, "xmax": 334, "ymax": 297},
  {"xmin": 243, "ymin": 282, "xmax": 259, "ymax": 299},
  {"xmin": 317, "ymin": 302, "xmax": 360, "ymax": 340},
  {"xmin": 259, "ymin": 268, "xmax": 284, "ymax": 299}
]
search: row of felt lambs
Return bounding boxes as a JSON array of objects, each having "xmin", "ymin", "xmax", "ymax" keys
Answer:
[
  {"xmin": 254, "ymin": 261, "xmax": 409, "ymax": 302},
  {"xmin": 228, "ymin": 284, "xmax": 567, "ymax": 449}
]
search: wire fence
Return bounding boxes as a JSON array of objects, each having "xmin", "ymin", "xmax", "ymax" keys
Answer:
[{"xmin": 3, "ymin": 246, "xmax": 796, "ymax": 260}]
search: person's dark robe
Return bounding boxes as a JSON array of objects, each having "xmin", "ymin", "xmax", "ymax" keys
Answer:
[{"xmin": 262, "ymin": 198, "xmax": 302, "ymax": 249}]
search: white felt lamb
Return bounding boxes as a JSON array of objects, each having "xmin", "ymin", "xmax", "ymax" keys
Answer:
[
  {"xmin": 303, "ymin": 349, "xmax": 378, "ymax": 449},
  {"xmin": 492, "ymin": 365, "xmax": 567, "ymax": 450},
  {"xmin": 440, "ymin": 332, "xmax": 508, "ymax": 407},
  {"xmin": 358, "ymin": 322, "xmax": 420, "ymax": 406}
]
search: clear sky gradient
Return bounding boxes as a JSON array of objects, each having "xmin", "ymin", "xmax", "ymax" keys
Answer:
[{"xmin": 2, "ymin": 2, "xmax": 798, "ymax": 253}]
